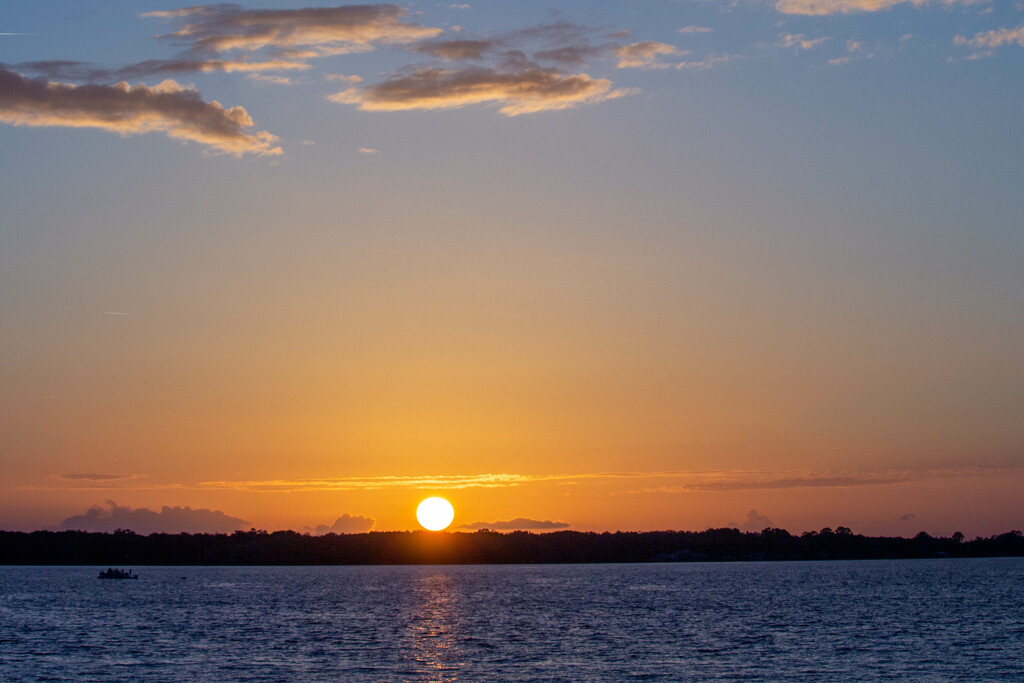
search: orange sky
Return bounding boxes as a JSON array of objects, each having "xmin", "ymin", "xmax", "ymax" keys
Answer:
[{"xmin": 2, "ymin": 0, "xmax": 1023, "ymax": 538}]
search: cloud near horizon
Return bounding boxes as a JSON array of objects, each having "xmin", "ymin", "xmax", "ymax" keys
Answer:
[
  {"xmin": 0, "ymin": 69, "xmax": 280, "ymax": 156},
  {"xmin": 329, "ymin": 66, "xmax": 631, "ymax": 116},
  {"xmin": 728, "ymin": 509, "xmax": 774, "ymax": 532},
  {"xmin": 61, "ymin": 500, "xmax": 248, "ymax": 534},
  {"xmin": 314, "ymin": 513, "xmax": 376, "ymax": 535},
  {"xmin": 458, "ymin": 517, "xmax": 571, "ymax": 530}
]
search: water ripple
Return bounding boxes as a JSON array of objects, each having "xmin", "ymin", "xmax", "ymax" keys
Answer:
[{"xmin": 1, "ymin": 559, "xmax": 1022, "ymax": 680}]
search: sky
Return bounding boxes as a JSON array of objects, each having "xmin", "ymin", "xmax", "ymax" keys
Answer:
[{"xmin": 1, "ymin": 0, "xmax": 1022, "ymax": 538}]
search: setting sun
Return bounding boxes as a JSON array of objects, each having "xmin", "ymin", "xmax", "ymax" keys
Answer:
[{"xmin": 416, "ymin": 497, "xmax": 455, "ymax": 531}]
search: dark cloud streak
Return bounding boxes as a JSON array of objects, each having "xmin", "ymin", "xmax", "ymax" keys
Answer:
[
  {"xmin": 412, "ymin": 39, "xmax": 496, "ymax": 60},
  {"xmin": 329, "ymin": 65, "xmax": 630, "ymax": 116},
  {"xmin": 60, "ymin": 473, "xmax": 137, "ymax": 482},
  {"xmin": 533, "ymin": 45, "xmax": 608, "ymax": 66},
  {"xmin": 458, "ymin": 517, "xmax": 570, "ymax": 530},
  {"xmin": 690, "ymin": 475, "xmax": 911, "ymax": 491}
]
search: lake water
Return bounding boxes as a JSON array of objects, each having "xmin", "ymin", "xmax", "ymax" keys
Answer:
[{"xmin": 1, "ymin": 559, "xmax": 1022, "ymax": 681}]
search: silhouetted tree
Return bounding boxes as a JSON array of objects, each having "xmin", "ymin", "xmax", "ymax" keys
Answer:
[{"xmin": 1, "ymin": 527, "xmax": 1022, "ymax": 565}]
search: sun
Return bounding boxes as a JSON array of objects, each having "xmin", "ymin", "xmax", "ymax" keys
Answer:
[{"xmin": 416, "ymin": 497, "xmax": 455, "ymax": 531}]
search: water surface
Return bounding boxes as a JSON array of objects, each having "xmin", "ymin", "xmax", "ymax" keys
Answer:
[{"xmin": 2, "ymin": 559, "xmax": 1022, "ymax": 681}]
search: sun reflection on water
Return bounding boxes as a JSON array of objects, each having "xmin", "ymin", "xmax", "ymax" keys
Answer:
[{"xmin": 408, "ymin": 572, "xmax": 465, "ymax": 682}]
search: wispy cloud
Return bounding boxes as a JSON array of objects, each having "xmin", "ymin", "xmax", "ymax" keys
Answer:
[
  {"xmin": 954, "ymin": 24, "xmax": 1024, "ymax": 49},
  {"xmin": 533, "ymin": 45, "xmax": 608, "ymax": 66},
  {"xmin": 326, "ymin": 73, "xmax": 362, "ymax": 83},
  {"xmin": 329, "ymin": 66, "xmax": 632, "ymax": 116},
  {"xmin": 675, "ymin": 54, "xmax": 735, "ymax": 70},
  {"xmin": 60, "ymin": 473, "xmax": 140, "ymax": 481},
  {"xmin": 27, "ymin": 463, "xmax": 1021, "ymax": 496},
  {"xmin": 679, "ymin": 26, "xmax": 714, "ymax": 34},
  {"xmin": 615, "ymin": 41, "xmax": 684, "ymax": 69},
  {"xmin": 779, "ymin": 34, "xmax": 830, "ymax": 50},
  {"xmin": 194, "ymin": 465, "xmax": 1021, "ymax": 494},
  {"xmin": 247, "ymin": 73, "xmax": 294, "ymax": 85},
  {"xmin": 329, "ymin": 21, "xmax": 636, "ymax": 115},
  {"xmin": 12, "ymin": 12, "xmax": 660, "ymax": 126},
  {"xmin": 125, "ymin": 57, "xmax": 312, "ymax": 76},
  {"xmin": 412, "ymin": 38, "xmax": 497, "ymax": 60},
  {"xmin": 506, "ymin": 21, "xmax": 596, "ymax": 47},
  {"xmin": 198, "ymin": 473, "xmax": 536, "ymax": 492},
  {"xmin": 21, "ymin": 4, "xmax": 445, "ymax": 81},
  {"xmin": 775, "ymin": 0, "xmax": 981, "ymax": 15},
  {"xmin": 458, "ymin": 518, "xmax": 570, "ymax": 530},
  {"xmin": 0, "ymin": 69, "xmax": 280, "ymax": 156},
  {"xmin": 629, "ymin": 472, "xmax": 913, "ymax": 493},
  {"xmin": 1, "ymin": 60, "xmax": 98, "ymax": 81},
  {"xmin": 7, "ymin": 57, "xmax": 312, "ymax": 82},
  {"xmin": 829, "ymin": 39, "xmax": 872, "ymax": 64},
  {"xmin": 143, "ymin": 4, "xmax": 443, "ymax": 57}
]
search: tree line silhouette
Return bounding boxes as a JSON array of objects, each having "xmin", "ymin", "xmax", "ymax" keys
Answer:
[{"xmin": 2, "ymin": 527, "xmax": 1022, "ymax": 565}]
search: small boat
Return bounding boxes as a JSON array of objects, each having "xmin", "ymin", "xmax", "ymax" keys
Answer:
[{"xmin": 98, "ymin": 568, "xmax": 138, "ymax": 580}]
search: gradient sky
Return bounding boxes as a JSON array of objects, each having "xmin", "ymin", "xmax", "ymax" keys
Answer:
[{"xmin": 2, "ymin": 0, "xmax": 1022, "ymax": 537}]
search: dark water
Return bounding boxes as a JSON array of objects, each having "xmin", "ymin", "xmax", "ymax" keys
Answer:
[{"xmin": 1, "ymin": 559, "xmax": 1023, "ymax": 681}]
